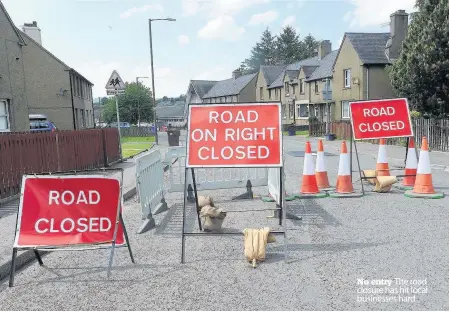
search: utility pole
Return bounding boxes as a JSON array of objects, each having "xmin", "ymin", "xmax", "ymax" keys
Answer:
[{"xmin": 149, "ymin": 17, "xmax": 176, "ymax": 145}]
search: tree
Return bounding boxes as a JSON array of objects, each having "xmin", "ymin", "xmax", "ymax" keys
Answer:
[
  {"xmin": 100, "ymin": 97, "xmax": 108, "ymax": 106},
  {"xmin": 275, "ymin": 26, "xmax": 302, "ymax": 64},
  {"xmin": 300, "ymin": 34, "xmax": 319, "ymax": 59},
  {"xmin": 389, "ymin": 0, "xmax": 449, "ymax": 117},
  {"xmin": 102, "ymin": 82, "xmax": 154, "ymax": 124},
  {"xmin": 242, "ymin": 28, "xmax": 277, "ymax": 73}
]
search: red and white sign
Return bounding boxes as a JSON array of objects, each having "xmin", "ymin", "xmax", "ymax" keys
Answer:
[
  {"xmin": 187, "ymin": 103, "xmax": 282, "ymax": 167},
  {"xmin": 14, "ymin": 176, "xmax": 125, "ymax": 248},
  {"xmin": 350, "ymin": 98, "xmax": 413, "ymax": 140}
]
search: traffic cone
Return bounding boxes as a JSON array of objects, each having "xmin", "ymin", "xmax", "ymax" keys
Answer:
[
  {"xmin": 405, "ymin": 137, "xmax": 444, "ymax": 199},
  {"xmin": 413, "ymin": 137, "xmax": 434, "ymax": 194},
  {"xmin": 335, "ymin": 141, "xmax": 354, "ymax": 193},
  {"xmin": 315, "ymin": 140, "xmax": 331, "ymax": 189},
  {"xmin": 402, "ymin": 137, "xmax": 418, "ymax": 187},
  {"xmin": 376, "ymin": 138, "xmax": 390, "ymax": 176},
  {"xmin": 300, "ymin": 141, "xmax": 319, "ymax": 194}
]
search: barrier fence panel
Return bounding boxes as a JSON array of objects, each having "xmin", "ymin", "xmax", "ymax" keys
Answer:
[
  {"xmin": 135, "ymin": 149, "xmax": 168, "ymax": 233},
  {"xmin": 267, "ymin": 168, "xmax": 281, "ymax": 204},
  {"xmin": 165, "ymin": 147, "xmax": 268, "ymax": 194}
]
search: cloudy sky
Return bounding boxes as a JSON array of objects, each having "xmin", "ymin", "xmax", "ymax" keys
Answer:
[{"xmin": 3, "ymin": 0, "xmax": 416, "ymax": 100}]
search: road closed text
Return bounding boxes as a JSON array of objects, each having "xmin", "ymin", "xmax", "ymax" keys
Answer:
[
  {"xmin": 187, "ymin": 104, "xmax": 281, "ymax": 166},
  {"xmin": 350, "ymin": 99, "xmax": 413, "ymax": 140},
  {"xmin": 358, "ymin": 107, "xmax": 406, "ymax": 133}
]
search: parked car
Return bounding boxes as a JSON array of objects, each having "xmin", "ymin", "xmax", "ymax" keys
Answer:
[
  {"xmin": 29, "ymin": 114, "xmax": 57, "ymax": 132},
  {"xmin": 109, "ymin": 122, "xmax": 131, "ymax": 128}
]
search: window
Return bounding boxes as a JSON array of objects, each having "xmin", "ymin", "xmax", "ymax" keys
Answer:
[
  {"xmin": 296, "ymin": 104, "xmax": 309, "ymax": 118},
  {"xmin": 342, "ymin": 100, "xmax": 350, "ymax": 118},
  {"xmin": 260, "ymin": 87, "xmax": 264, "ymax": 100},
  {"xmin": 269, "ymin": 89, "xmax": 272, "ymax": 100},
  {"xmin": 226, "ymin": 96, "xmax": 232, "ymax": 103},
  {"xmin": 232, "ymin": 95, "xmax": 237, "ymax": 102},
  {"xmin": 0, "ymin": 101, "xmax": 10, "ymax": 131},
  {"xmin": 275, "ymin": 89, "xmax": 278, "ymax": 99},
  {"xmin": 344, "ymin": 69, "xmax": 351, "ymax": 88},
  {"xmin": 282, "ymin": 105, "xmax": 287, "ymax": 119},
  {"xmin": 315, "ymin": 81, "xmax": 319, "ymax": 94},
  {"xmin": 292, "ymin": 85, "xmax": 296, "ymax": 95},
  {"xmin": 284, "ymin": 82, "xmax": 290, "ymax": 94},
  {"xmin": 289, "ymin": 104, "xmax": 294, "ymax": 119},
  {"xmin": 300, "ymin": 79, "xmax": 304, "ymax": 94}
]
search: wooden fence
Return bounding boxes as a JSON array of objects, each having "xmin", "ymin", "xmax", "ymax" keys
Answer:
[
  {"xmin": 120, "ymin": 127, "xmax": 155, "ymax": 137},
  {"xmin": 0, "ymin": 128, "xmax": 120, "ymax": 199},
  {"xmin": 308, "ymin": 118, "xmax": 449, "ymax": 151}
]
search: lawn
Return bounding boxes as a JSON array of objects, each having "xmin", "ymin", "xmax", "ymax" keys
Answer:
[
  {"xmin": 121, "ymin": 136, "xmax": 155, "ymax": 158},
  {"xmin": 282, "ymin": 130, "xmax": 309, "ymax": 136}
]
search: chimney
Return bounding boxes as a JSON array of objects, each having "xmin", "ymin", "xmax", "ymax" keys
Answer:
[
  {"xmin": 22, "ymin": 21, "xmax": 42, "ymax": 45},
  {"xmin": 232, "ymin": 69, "xmax": 242, "ymax": 80},
  {"xmin": 318, "ymin": 40, "xmax": 332, "ymax": 59},
  {"xmin": 385, "ymin": 10, "xmax": 409, "ymax": 61}
]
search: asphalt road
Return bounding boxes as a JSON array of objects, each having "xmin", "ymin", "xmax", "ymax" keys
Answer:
[{"xmin": 0, "ymin": 135, "xmax": 448, "ymax": 310}]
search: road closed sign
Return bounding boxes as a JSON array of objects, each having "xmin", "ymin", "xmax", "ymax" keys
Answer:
[
  {"xmin": 350, "ymin": 98, "xmax": 413, "ymax": 140},
  {"xmin": 14, "ymin": 176, "xmax": 125, "ymax": 248},
  {"xmin": 187, "ymin": 103, "xmax": 282, "ymax": 167}
]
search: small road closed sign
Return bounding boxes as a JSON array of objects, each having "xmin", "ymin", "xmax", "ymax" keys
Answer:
[
  {"xmin": 350, "ymin": 98, "xmax": 413, "ymax": 140},
  {"xmin": 14, "ymin": 176, "xmax": 125, "ymax": 248},
  {"xmin": 187, "ymin": 103, "xmax": 282, "ymax": 167}
]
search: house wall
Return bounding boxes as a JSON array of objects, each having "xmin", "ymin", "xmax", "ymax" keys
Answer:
[
  {"xmin": 0, "ymin": 9, "xmax": 29, "ymax": 132},
  {"xmin": 238, "ymin": 75, "xmax": 257, "ymax": 102},
  {"xmin": 70, "ymin": 72, "xmax": 94, "ymax": 129},
  {"xmin": 255, "ymin": 70, "xmax": 269, "ymax": 101},
  {"xmin": 21, "ymin": 34, "xmax": 75, "ymax": 130},
  {"xmin": 332, "ymin": 36, "xmax": 365, "ymax": 121},
  {"xmin": 367, "ymin": 65, "xmax": 395, "ymax": 100}
]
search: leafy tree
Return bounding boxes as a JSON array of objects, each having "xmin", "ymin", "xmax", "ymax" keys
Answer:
[
  {"xmin": 389, "ymin": 0, "xmax": 449, "ymax": 117},
  {"xmin": 242, "ymin": 28, "xmax": 277, "ymax": 73},
  {"xmin": 300, "ymin": 34, "xmax": 319, "ymax": 59},
  {"xmin": 102, "ymin": 82, "xmax": 154, "ymax": 124},
  {"xmin": 275, "ymin": 26, "xmax": 302, "ymax": 64},
  {"xmin": 100, "ymin": 97, "xmax": 108, "ymax": 106}
]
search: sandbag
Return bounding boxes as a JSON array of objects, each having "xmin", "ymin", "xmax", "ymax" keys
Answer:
[
  {"xmin": 197, "ymin": 195, "xmax": 214, "ymax": 208},
  {"xmin": 363, "ymin": 170, "xmax": 377, "ymax": 185},
  {"xmin": 243, "ymin": 227, "xmax": 274, "ymax": 268},
  {"xmin": 200, "ymin": 205, "xmax": 226, "ymax": 232},
  {"xmin": 373, "ymin": 176, "xmax": 398, "ymax": 192}
]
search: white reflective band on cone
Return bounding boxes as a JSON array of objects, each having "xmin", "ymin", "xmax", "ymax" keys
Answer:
[
  {"xmin": 417, "ymin": 151, "xmax": 431, "ymax": 174},
  {"xmin": 338, "ymin": 153, "xmax": 351, "ymax": 175},
  {"xmin": 303, "ymin": 154, "xmax": 316, "ymax": 175},
  {"xmin": 405, "ymin": 148, "xmax": 418, "ymax": 169},
  {"xmin": 377, "ymin": 146, "xmax": 388, "ymax": 163},
  {"xmin": 316, "ymin": 151, "xmax": 326, "ymax": 172}
]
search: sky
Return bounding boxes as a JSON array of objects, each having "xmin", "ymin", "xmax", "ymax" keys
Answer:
[{"xmin": 3, "ymin": 0, "xmax": 416, "ymax": 100}]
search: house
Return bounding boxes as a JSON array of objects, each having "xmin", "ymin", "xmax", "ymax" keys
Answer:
[
  {"xmin": 202, "ymin": 69, "xmax": 257, "ymax": 103},
  {"xmin": 186, "ymin": 80, "xmax": 217, "ymax": 104},
  {"xmin": 255, "ymin": 65, "xmax": 286, "ymax": 102},
  {"xmin": 155, "ymin": 100, "xmax": 186, "ymax": 127},
  {"xmin": 332, "ymin": 10, "xmax": 409, "ymax": 121},
  {"xmin": 0, "ymin": 2, "xmax": 94, "ymax": 132}
]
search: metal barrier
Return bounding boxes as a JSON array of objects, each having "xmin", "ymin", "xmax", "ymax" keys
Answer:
[
  {"xmin": 268, "ymin": 168, "xmax": 281, "ymax": 204},
  {"xmin": 135, "ymin": 149, "xmax": 168, "ymax": 234},
  {"xmin": 165, "ymin": 147, "xmax": 268, "ymax": 199}
]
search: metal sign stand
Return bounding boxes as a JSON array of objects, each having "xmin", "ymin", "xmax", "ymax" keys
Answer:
[
  {"xmin": 180, "ymin": 163, "xmax": 287, "ymax": 263},
  {"xmin": 349, "ymin": 122, "xmax": 418, "ymax": 192},
  {"xmin": 8, "ymin": 169, "xmax": 135, "ymax": 287}
]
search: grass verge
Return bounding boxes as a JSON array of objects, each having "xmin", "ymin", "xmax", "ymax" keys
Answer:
[
  {"xmin": 121, "ymin": 136, "xmax": 155, "ymax": 158},
  {"xmin": 282, "ymin": 130, "xmax": 309, "ymax": 136}
]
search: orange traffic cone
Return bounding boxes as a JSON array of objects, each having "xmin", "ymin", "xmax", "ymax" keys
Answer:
[
  {"xmin": 405, "ymin": 137, "xmax": 444, "ymax": 199},
  {"xmin": 402, "ymin": 137, "xmax": 418, "ymax": 187},
  {"xmin": 300, "ymin": 141, "xmax": 319, "ymax": 194},
  {"xmin": 413, "ymin": 137, "xmax": 434, "ymax": 194},
  {"xmin": 335, "ymin": 141, "xmax": 354, "ymax": 193},
  {"xmin": 376, "ymin": 138, "xmax": 390, "ymax": 176},
  {"xmin": 315, "ymin": 140, "xmax": 330, "ymax": 189}
]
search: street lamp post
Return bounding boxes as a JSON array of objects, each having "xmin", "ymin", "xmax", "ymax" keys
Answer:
[
  {"xmin": 149, "ymin": 17, "xmax": 176, "ymax": 145},
  {"xmin": 136, "ymin": 76, "xmax": 149, "ymax": 127}
]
